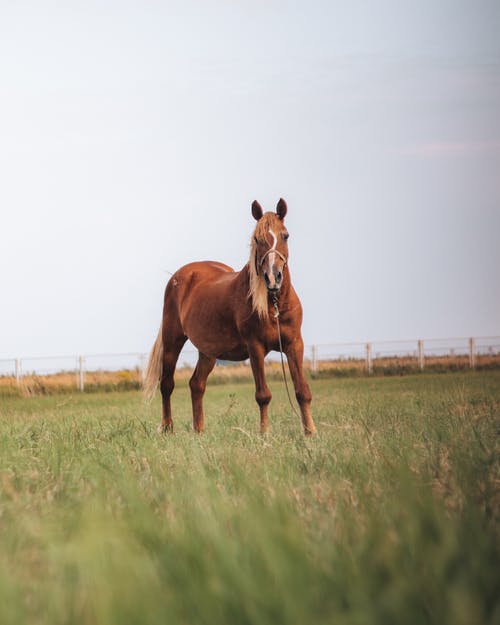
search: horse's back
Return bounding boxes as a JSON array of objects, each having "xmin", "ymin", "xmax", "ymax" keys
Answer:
[
  {"xmin": 181, "ymin": 260, "xmax": 234, "ymax": 276},
  {"xmin": 169, "ymin": 261, "xmax": 236, "ymax": 291}
]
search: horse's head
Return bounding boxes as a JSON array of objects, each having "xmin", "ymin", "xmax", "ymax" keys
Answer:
[{"xmin": 251, "ymin": 198, "xmax": 289, "ymax": 293}]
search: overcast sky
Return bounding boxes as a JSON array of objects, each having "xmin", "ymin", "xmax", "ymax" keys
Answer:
[{"xmin": 1, "ymin": 0, "xmax": 499, "ymax": 360}]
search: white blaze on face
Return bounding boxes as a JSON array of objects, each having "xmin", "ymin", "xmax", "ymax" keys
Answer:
[{"xmin": 267, "ymin": 228, "xmax": 278, "ymax": 282}]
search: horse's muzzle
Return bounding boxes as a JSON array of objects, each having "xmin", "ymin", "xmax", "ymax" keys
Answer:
[{"xmin": 264, "ymin": 268, "xmax": 283, "ymax": 291}]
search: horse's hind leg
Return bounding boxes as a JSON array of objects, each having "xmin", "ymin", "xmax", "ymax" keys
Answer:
[
  {"xmin": 189, "ymin": 352, "xmax": 216, "ymax": 432},
  {"xmin": 159, "ymin": 335, "xmax": 186, "ymax": 433}
]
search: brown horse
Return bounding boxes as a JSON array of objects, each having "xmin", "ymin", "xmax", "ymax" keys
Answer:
[{"xmin": 144, "ymin": 198, "xmax": 316, "ymax": 435}]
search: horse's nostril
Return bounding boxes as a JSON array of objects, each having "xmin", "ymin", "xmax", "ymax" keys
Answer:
[
  {"xmin": 264, "ymin": 273, "xmax": 271, "ymax": 286},
  {"xmin": 276, "ymin": 271, "xmax": 282, "ymax": 283}
]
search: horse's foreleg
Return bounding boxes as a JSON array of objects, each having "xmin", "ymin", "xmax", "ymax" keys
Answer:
[
  {"xmin": 248, "ymin": 344, "xmax": 272, "ymax": 433},
  {"xmin": 189, "ymin": 352, "xmax": 216, "ymax": 432},
  {"xmin": 284, "ymin": 338, "xmax": 316, "ymax": 435}
]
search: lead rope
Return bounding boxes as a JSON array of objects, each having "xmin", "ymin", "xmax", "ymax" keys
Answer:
[{"xmin": 272, "ymin": 296, "xmax": 303, "ymax": 423}]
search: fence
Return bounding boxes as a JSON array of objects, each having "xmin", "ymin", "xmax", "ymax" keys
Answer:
[
  {"xmin": 309, "ymin": 336, "xmax": 500, "ymax": 375},
  {"xmin": 0, "ymin": 336, "xmax": 499, "ymax": 392}
]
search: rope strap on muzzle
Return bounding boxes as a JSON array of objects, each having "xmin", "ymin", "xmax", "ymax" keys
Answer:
[{"xmin": 258, "ymin": 248, "xmax": 288, "ymax": 272}]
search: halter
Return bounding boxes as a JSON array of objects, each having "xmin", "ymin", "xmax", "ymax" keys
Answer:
[{"xmin": 256, "ymin": 247, "xmax": 288, "ymax": 274}]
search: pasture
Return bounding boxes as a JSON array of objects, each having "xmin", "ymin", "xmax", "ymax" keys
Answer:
[{"xmin": 0, "ymin": 372, "xmax": 499, "ymax": 625}]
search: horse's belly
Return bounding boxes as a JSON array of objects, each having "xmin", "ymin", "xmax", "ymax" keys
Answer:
[
  {"xmin": 175, "ymin": 269, "xmax": 247, "ymax": 360},
  {"xmin": 216, "ymin": 347, "xmax": 249, "ymax": 361},
  {"xmin": 183, "ymin": 308, "xmax": 244, "ymax": 360},
  {"xmin": 187, "ymin": 329, "xmax": 246, "ymax": 361}
]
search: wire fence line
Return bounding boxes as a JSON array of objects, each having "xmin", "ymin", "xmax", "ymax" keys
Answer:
[
  {"xmin": 1, "ymin": 336, "xmax": 499, "ymax": 392},
  {"xmin": 310, "ymin": 336, "xmax": 500, "ymax": 374}
]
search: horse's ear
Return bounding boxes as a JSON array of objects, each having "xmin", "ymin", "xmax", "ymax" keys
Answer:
[
  {"xmin": 276, "ymin": 198, "xmax": 288, "ymax": 220},
  {"xmin": 251, "ymin": 200, "xmax": 264, "ymax": 221}
]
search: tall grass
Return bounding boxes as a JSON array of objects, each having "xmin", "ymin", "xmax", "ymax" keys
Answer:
[{"xmin": 0, "ymin": 373, "xmax": 499, "ymax": 624}]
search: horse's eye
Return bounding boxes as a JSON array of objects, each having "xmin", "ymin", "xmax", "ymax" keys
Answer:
[{"xmin": 282, "ymin": 233, "xmax": 289, "ymax": 241}]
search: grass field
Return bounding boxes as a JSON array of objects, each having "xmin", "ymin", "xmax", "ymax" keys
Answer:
[{"xmin": 0, "ymin": 372, "xmax": 499, "ymax": 625}]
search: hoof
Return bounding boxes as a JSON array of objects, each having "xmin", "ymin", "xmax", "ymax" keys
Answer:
[{"xmin": 157, "ymin": 423, "xmax": 173, "ymax": 434}]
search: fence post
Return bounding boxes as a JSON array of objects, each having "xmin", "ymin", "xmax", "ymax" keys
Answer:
[
  {"xmin": 311, "ymin": 345, "xmax": 318, "ymax": 373},
  {"xmin": 365, "ymin": 342, "xmax": 372, "ymax": 375},
  {"xmin": 417, "ymin": 340, "xmax": 424, "ymax": 371},
  {"xmin": 78, "ymin": 356, "xmax": 85, "ymax": 391},
  {"xmin": 469, "ymin": 338, "xmax": 476, "ymax": 369},
  {"xmin": 15, "ymin": 358, "xmax": 21, "ymax": 385}
]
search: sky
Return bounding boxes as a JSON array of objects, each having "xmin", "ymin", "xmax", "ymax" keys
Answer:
[{"xmin": 0, "ymin": 0, "xmax": 499, "ymax": 361}]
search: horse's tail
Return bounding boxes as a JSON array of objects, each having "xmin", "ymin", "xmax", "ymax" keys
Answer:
[{"xmin": 143, "ymin": 325, "xmax": 163, "ymax": 401}]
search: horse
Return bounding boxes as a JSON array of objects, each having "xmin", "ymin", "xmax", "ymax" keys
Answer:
[{"xmin": 144, "ymin": 198, "xmax": 316, "ymax": 436}]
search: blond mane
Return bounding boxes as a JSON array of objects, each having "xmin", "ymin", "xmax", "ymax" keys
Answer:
[{"xmin": 248, "ymin": 213, "xmax": 281, "ymax": 319}]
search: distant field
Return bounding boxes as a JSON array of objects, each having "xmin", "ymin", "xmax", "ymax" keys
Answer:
[
  {"xmin": 1, "ymin": 352, "xmax": 500, "ymax": 396},
  {"xmin": 0, "ymin": 372, "xmax": 499, "ymax": 625}
]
